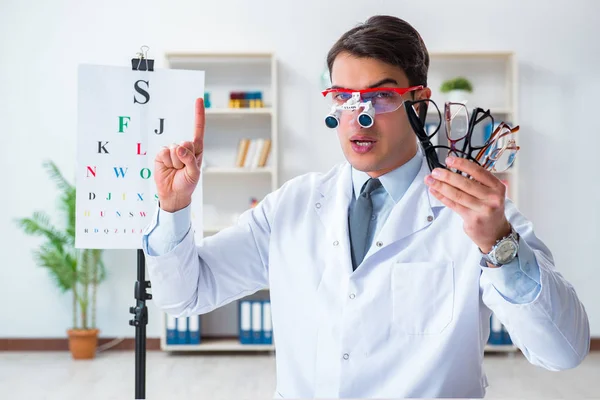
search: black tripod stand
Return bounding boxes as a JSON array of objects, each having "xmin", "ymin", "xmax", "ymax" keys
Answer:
[{"xmin": 129, "ymin": 249, "xmax": 152, "ymax": 399}]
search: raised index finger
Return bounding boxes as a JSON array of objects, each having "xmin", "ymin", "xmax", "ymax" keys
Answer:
[{"xmin": 193, "ymin": 97, "xmax": 205, "ymax": 157}]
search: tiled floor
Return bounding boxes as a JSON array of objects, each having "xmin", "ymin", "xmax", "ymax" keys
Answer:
[{"xmin": 0, "ymin": 351, "xmax": 598, "ymax": 399}]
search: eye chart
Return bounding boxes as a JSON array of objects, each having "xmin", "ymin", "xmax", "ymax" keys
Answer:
[{"xmin": 75, "ymin": 63, "xmax": 205, "ymax": 249}]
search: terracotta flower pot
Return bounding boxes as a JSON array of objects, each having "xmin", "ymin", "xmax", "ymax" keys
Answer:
[{"xmin": 67, "ymin": 328, "xmax": 99, "ymax": 360}]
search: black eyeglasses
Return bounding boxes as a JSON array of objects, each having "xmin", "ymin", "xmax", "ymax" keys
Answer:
[{"xmin": 403, "ymin": 98, "xmax": 520, "ymax": 174}]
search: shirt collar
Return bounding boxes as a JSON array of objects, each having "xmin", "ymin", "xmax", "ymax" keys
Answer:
[{"xmin": 351, "ymin": 148, "xmax": 424, "ymax": 203}]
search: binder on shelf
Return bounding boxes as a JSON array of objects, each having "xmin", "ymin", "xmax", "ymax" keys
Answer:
[
  {"xmin": 502, "ymin": 325, "xmax": 513, "ymax": 345},
  {"xmin": 252, "ymin": 301, "xmax": 263, "ymax": 344},
  {"xmin": 188, "ymin": 315, "xmax": 201, "ymax": 345},
  {"xmin": 488, "ymin": 314, "xmax": 503, "ymax": 345},
  {"xmin": 166, "ymin": 315, "xmax": 177, "ymax": 345},
  {"xmin": 177, "ymin": 317, "xmax": 189, "ymax": 344},
  {"xmin": 239, "ymin": 300, "xmax": 252, "ymax": 344},
  {"xmin": 263, "ymin": 300, "xmax": 273, "ymax": 345}
]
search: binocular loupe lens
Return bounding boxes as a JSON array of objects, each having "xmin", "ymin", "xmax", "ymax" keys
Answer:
[
  {"xmin": 325, "ymin": 115, "xmax": 339, "ymax": 129},
  {"xmin": 358, "ymin": 102, "xmax": 375, "ymax": 128},
  {"xmin": 324, "ymin": 101, "xmax": 375, "ymax": 129},
  {"xmin": 358, "ymin": 113, "xmax": 373, "ymax": 128}
]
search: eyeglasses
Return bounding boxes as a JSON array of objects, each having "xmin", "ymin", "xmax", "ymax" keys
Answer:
[
  {"xmin": 404, "ymin": 98, "xmax": 520, "ymax": 173},
  {"xmin": 321, "ymin": 86, "xmax": 423, "ymax": 114},
  {"xmin": 477, "ymin": 123, "xmax": 520, "ymax": 172},
  {"xmin": 444, "ymin": 101, "xmax": 471, "ymax": 153}
]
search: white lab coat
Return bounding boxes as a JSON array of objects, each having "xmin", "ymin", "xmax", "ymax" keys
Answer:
[{"xmin": 142, "ymin": 156, "xmax": 590, "ymax": 399}]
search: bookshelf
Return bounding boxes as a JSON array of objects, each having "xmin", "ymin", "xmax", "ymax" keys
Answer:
[
  {"xmin": 429, "ymin": 51, "xmax": 520, "ymax": 354},
  {"xmin": 160, "ymin": 52, "xmax": 278, "ymax": 352}
]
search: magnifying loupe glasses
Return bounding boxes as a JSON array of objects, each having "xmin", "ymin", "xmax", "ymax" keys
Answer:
[{"xmin": 321, "ymin": 85, "xmax": 423, "ymax": 129}]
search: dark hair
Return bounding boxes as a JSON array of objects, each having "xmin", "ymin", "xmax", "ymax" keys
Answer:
[{"xmin": 326, "ymin": 15, "xmax": 429, "ymax": 87}]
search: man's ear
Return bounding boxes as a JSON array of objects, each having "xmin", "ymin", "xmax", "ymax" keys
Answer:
[
  {"xmin": 415, "ymin": 87, "xmax": 432, "ymax": 101},
  {"xmin": 413, "ymin": 87, "xmax": 432, "ymax": 125},
  {"xmin": 411, "ymin": 87, "xmax": 431, "ymax": 114}
]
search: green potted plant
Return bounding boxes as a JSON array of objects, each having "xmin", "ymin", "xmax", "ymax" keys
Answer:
[
  {"xmin": 15, "ymin": 160, "xmax": 106, "ymax": 359},
  {"xmin": 440, "ymin": 76, "xmax": 474, "ymax": 102}
]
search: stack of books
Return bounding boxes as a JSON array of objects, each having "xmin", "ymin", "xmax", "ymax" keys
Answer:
[{"xmin": 235, "ymin": 138, "xmax": 272, "ymax": 168}]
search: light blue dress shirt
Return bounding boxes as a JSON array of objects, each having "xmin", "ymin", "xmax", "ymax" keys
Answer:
[{"xmin": 144, "ymin": 150, "xmax": 541, "ymax": 305}]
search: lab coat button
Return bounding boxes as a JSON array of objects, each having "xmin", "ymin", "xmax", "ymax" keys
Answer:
[
  {"xmin": 343, "ymin": 353, "xmax": 350, "ymax": 360},
  {"xmin": 427, "ymin": 215, "xmax": 434, "ymax": 222},
  {"xmin": 333, "ymin": 240, "xmax": 339, "ymax": 246},
  {"xmin": 349, "ymin": 293, "xmax": 355, "ymax": 299},
  {"xmin": 376, "ymin": 241, "xmax": 383, "ymax": 247},
  {"xmin": 315, "ymin": 202, "xmax": 321, "ymax": 209}
]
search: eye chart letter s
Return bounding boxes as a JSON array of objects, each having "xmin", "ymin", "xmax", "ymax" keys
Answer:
[{"xmin": 75, "ymin": 64, "xmax": 205, "ymax": 249}]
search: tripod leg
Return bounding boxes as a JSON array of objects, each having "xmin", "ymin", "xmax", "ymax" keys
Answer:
[
  {"xmin": 136, "ymin": 321, "xmax": 146, "ymax": 399},
  {"xmin": 130, "ymin": 249, "xmax": 149, "ymax": 400}
]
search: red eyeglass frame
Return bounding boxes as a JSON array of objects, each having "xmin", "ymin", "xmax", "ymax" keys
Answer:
[{"xmin": 321, "ymin": 85, "xmax": 424, "ymax": 97}]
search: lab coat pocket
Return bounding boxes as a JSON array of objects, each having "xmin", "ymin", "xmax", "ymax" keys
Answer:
[{"xmin": 391, "ymin": 261, "xmax": 455, "ymax": 335}]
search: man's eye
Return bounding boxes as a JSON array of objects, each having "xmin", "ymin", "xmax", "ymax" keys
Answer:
[{"xmin": 334, "ymin": 93, "xmax": 351, "ymax": 101}]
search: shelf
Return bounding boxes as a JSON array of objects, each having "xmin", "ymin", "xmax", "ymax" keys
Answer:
[
  {"xmin": 163, "ymin": 337, "xmax": 275, "ymax": 352},
  {"xmin": 203, "ymin": 166, "xmax": 273, "ymax": 175},
  {"xmin": 485, "ymin": 344, "xmax": 519, "ymax": 353},
  {"xmin": 162, "ymin": 51, "xmax": 278, "ymax": 352},
  {"xmin": 206, "ymin": 108, "xmax": 273, "ymax": 116}
]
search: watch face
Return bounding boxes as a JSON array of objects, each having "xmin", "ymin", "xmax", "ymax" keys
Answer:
[{"xmin": 496, "ymin": 241, "xmax": 517, "ymax": 263}]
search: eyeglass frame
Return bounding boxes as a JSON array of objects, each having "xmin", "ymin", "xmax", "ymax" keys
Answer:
[
  {"xmin": 404, "ymin": 98, "xmax": 520, "ymax": 173},
  {"xmin": 478, "ymin": 124, "xmax": 521, "ymax": 171},
  {"xmin": 321, "ymin": 85, "xmax": 424, "ymax": 114},
  {"xmin": 444, "ymin": 101, "xmax": 472, "ymax": 153}
]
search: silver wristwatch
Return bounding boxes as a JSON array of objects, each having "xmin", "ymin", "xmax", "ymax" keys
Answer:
[{"xmin": 480, "ymin": 224, "xmax": 520, "ymax": 266}]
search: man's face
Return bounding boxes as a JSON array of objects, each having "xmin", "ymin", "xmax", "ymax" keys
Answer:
[{"xmin": 329, "ymin": 52, "xmax": 429, "ymax": 177}]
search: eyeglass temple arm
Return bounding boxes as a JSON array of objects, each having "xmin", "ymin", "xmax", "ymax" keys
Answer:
[{"xmin": 461, "ymin": 108, "xmax": 479, "ymax": 154}]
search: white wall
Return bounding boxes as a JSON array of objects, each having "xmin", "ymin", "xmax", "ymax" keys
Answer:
[{"xmin": 1, "ymin": 0, "xmax": 599, "ymax": 338}]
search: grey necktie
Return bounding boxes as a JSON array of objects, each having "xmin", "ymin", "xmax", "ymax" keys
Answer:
[{"xmin": 349, "ymin": 178, "xmax": 382, "ymax": 271}]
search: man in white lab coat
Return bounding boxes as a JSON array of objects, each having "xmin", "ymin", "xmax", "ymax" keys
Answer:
[{"xmin": 142, "ymin": 15, "xmax": 590, "ymax": 398}]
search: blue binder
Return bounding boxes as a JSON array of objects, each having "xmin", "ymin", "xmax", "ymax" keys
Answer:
[
  {"xmin": 263, "ymin": 300, "xmax": 273, "ymax": 345},
  {"xmin": 176, "ymin": 317, "xmax": 189, "ymax": 344},
  {"xmin": 239, "ymin": 300, "xmax": 252, "ymax": 344},
  {"xmin": 489, "ymin": 314, "xmax": 503, "ymax": 345},
  {"xmin": 252, "ymin": 301, "xmax": 263, "ymax": 344},
  {"xmin": 188, "ymin": 315, "xmax": 201, "ymax": 345},
  {"xmin": 502, "ymin": 325, "xmax": 513, "ymax": 345},
  {"xmin": 166, "ymin": 315, "xmax": 177, "ymax": 345}
]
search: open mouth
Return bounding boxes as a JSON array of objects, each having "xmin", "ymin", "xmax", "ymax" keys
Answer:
[
  {"xmin": 350, "ymin": 139, "xmax": 377, "ymax": 154},
  {"xmin": 351, "ymin": 140, "xmax": 376, "ymax": 146}
]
